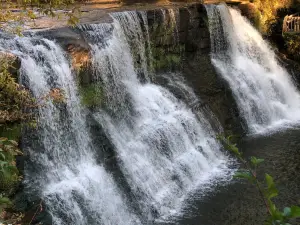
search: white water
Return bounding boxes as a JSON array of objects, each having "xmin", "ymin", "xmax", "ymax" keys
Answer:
[
  {"xmin": 0, "ymin": 9, "xmax": 234, "ymax": 224},
  {"xmin": 0, "ymin": 37, "xmax": 139, "ymax": 225},
  {"xmin": 87, "ymin": 11, "xmax": 232, "ymax": 221},
  {"xmin": 206, "ymin": 4, "xmax": 300, "ymax": 134}
]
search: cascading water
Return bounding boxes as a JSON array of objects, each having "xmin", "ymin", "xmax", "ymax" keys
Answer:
[
  {"xmin": 0, "ymin": 8, "xmax": 234, "ymax": 225},
  {"xmin": 206, "ymin": 4, "xmax": 300, "ymax": 134},
  {"xmin": 0, "ymin": 37, "xmax": 139, "ymax": 225},
  {"xmin": 84, "ymin": 10, "xmax": 232, "ymax": 221}
]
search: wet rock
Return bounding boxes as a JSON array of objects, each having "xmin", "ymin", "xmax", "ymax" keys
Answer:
[
  {"xmin": 35, "ymin": 27, "xmax": 94, "ymax": 85},
  {"xmin": 36, "ymin": 27, "xmax": 89, "ymax": 50},
  {"xmin": 276, "ymin": 52, "xmax": 300, "ymax": 88},
  {"xmin": 178, "ymin": 4, "xmax": 244, "ymax": 134},
  {"xmin": 67, "ymin": 44, "xmax": 91, "ymax": 71}
]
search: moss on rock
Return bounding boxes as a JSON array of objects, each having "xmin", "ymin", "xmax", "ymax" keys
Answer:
[{"xmin": 79, "ymin": 82, "xmax": 103, "ymax": 108}]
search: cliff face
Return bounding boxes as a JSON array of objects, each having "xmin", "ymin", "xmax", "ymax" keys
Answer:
[{"xmin": 147, "ymin": 3, "xmax": 243, "ymax": 134}]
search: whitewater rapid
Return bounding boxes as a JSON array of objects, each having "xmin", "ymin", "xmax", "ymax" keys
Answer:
[{"xmin": 206, "ymin": 4, "xmax": 300, "ymax": 134}]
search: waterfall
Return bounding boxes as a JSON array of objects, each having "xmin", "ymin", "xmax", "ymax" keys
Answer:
[
  {"xmin": 0, "ymin": 9, "xmax": 234, "ymax": 224},
  {"xmin": 0, "ymin": 37, "xmax": 139, "ymax": 225},
  {"xmin": 206, "ymin": 4, "xmax": 300, "ymax": 134},
  {"xmin": 85, "ymin": 11, "xmax": 232, "ymax": 221}
]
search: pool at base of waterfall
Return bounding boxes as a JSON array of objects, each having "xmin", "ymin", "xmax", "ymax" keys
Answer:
[{"xmin": 158, "ymin": 127, "xmax": 300, "ymax": 225}]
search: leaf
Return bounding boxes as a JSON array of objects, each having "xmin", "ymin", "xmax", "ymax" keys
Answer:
[
  {"xmin": 8, "ymin": 140, "xmax": 18, "ymax": 147},
  {"xmin": 0, "ymin": 197, "xmax": 11, "ymax": 205},
  {"xmin": 27, "ymin": 10, "xmax": 37, "ymax": 19},
  {"xmin": 2, "ymin": 167, "xmax": 14, "ymax": 178},
  {"xmin": 0, "ymin": 152, "xmax": 5, "ymax": 160},
  {"xmin": 0, "ymin": 137, "xmax": 8, "ymax": 142},
  {"xmin": 6, "ymin": 165, "xmax": 18, "ymax": 175},
  {"xmin": 4, "ymin": 144, "xmax": 14, "ymax": 150},
  {"xmin": 283, "ymin": 207, "xmax": 291, "ymax": 217},
  {"xmin": 268, "ymin": 199, "xmax": 284, "ymax": 221},
  {"xmin": 250, "ymin": 156, "xmax": 264, "ymax": 166},
  {"xmin": 229, "ymin": 144, "xmax": 241, "ymax": 156},
  {"xmin": 0, "ymin": 161, "xmax": 8, "ymax": 169},
  {"xmin": 268, "ymin": 199, "xmax": 277, "ymax": 215},
  {"xmin": 265, "ymin": 174, "xmax": 278, "ymax": 200},
  {"xmin": 0, "ymin": 137, "xmax": 8, "ymax": 144},
  {"xmin": 234, "ymin": 171, "xmax": 255, "ymax": 182},
  {"xmin": 290, "ymin": 205, "xmax": 300, "ymax": 218}
]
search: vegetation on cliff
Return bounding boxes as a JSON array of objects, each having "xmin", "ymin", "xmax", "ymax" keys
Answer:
[
  {"xmin": 0, "ymin": 54, "xmax": 66, "ymax": 223},
  {"xmin": 246, "ymin": 0, "xmax": 300, "ymax": 63},
  {"xmin": 1, "ymin": 3, "xmax": 69, "ymax": 219},
  {"xmin": 0, "ymin": 56, "xmax": 29, "ymax": 223},
  {"xmin": 251, "ymin": 0, "xmax": 293, "ymax": 33},
  {"xmin": 0, "ymin": 0, "xmax": 78, "ymax": 221}
]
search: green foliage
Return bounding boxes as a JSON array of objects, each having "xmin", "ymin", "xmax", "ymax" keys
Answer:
[
  {"xmin": 0, "ymin": 137, "xmax": 22, "ymax": 215},
  {"xmin": 149, "ymin": 18, "xmax": 184, "ymax": 71},
  {"xmin": 79, "ymin": 83, "xmax": 103, "ymax": 108},
  {"xmin": 251, "ymin": 156, "xmax": 264, "ymax": 166},
  {"xmin": 0, "ymin": 196, "xmax": 12, "ymax": 214},
  {"xmin": 283, "ymin": 34, "xmax": 300, "ymax": 62},
  {"xmin": 0, "ymin": 0, "xmax": 79, "ymax": 221},
  {"xmin": 151, "ymin": 45, "xmax": 183, "ymax": 71},
  {"xmin": 219, "ymin": 135, "xmax": 300, "ymax": 225},
  {"xmin": 234, "ymin": 170, "xmax": 255, "ymax": 183},
  {"xmin": 0, "ymin": 137, "xmax": 21, "ymax": 183},
  {"xmin": 0, "ymin": 56, "xmax": 66, "ymax": 220},
  {"xmin": 252, "ymin": 0, "xmax": 293, "ymax": 33},
  {"xmin": 253, "ymin": 10, "xmax": 262, "ymax": 31},
  {"xmin": 0, "ymin": 56, "xmax": 35, "ymax": 125}
]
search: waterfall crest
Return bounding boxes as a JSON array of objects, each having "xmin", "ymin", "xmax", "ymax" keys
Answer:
[{"xmin": 206, "ymin": 4, "xmax": 300, "ymax": 134}]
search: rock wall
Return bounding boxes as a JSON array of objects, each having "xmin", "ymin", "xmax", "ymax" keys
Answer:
[{"xmin": 146, "ymin": 4, "xmax": 244, "ymax": 134}]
